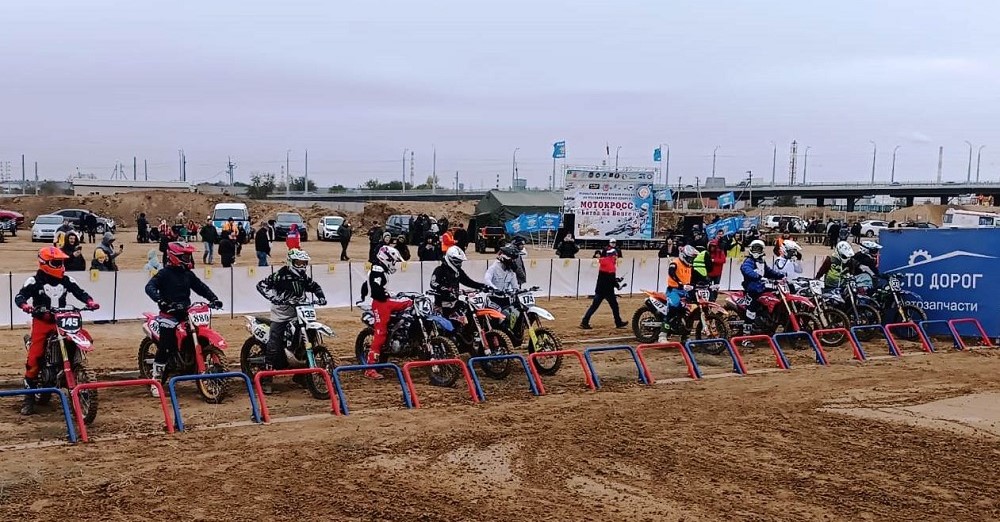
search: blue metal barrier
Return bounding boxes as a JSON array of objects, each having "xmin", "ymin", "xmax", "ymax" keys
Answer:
[
  {"xmin": 772, "ymin": 331, "xmax": 826, "ymax": 365},
  {"xmin": 918, "ymin": 320, "xmax": 961, "ymax": 351},
  {"xmin": 167, "ymin": 372, "xmax": 262, "ymax": 431},
  {"xmin": 331, "ymin": 363, "xmax": 413, "ymax": 415},
  {"xmin": 467, "ymin": 355, "xmax": 539, "ymax": 400},
  {"xmin": 583, "ymin": 345, "xmax": 648, "ymax": 388},
  {"xmin": 849, "ymin": 325, "xmax": 889, "ymax": 358},
  {"xmin": 686, "ymin": 338, "xmax": 746, "ymax": 375},
  {"xmin": 0, "ymin": 387, "xmax": 77, "ymax": 443}
]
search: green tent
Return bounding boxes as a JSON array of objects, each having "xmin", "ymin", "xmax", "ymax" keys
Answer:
[{"xmin": 473, "ymin": 190, "xmax": 564, "ymax": 227}]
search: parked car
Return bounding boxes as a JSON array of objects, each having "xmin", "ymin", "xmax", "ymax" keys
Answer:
[
  {"xmin": 0, "ymin": 209, "xmax": 25, "ymax": 233},
  {"xmin": 900, "ymin": 221, "xmax": 938, "ymax": 229},
  {"xmin": 53, "ymin": 208, "xmax": 116, "ymax": 233},
  {"xmin": 31, "ymin": 214, "xmax": 64, "ymax": 242},
  {"xmin": 384, "ymin": 214, "xmax": 414, "ymax": 236},
  {"xmin": 272, "ymin": 212, "xmax": 309, "ymax": 241},
  {"xmin": 762, "ymin": 214, "xmax": 801, "ymax": 230},
  {"xmin": 317, "ymin": 215, "xmax": 345, "ymax": 241},
  {"xmin": 860, "ymin": 220, "xmax": 889, "ymax": 237}
]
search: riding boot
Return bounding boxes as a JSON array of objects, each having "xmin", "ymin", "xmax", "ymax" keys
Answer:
[
  {"xmin": 150, "ymin": 363, "xmax": 166, "ymax": 398},
  {"xmin": 20, "ymin": 378, "xmax": 37, "ymax": 416},
  {"xmin": 364, "ymin": 351, "xmax": 384, "ymax": 380},
  {"xmin": 261, "ymin": 364, "xmax": 274, "ymax": 395}
]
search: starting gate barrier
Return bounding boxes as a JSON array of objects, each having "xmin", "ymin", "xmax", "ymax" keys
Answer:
[
  {"xmin": 401, "ymin": 359, "xmax": 479, "ymax": 409},
  {"xmin": 686, "ymin": 338, "xmax": 746, "ymax": 375},
  {"xmin": 917, "ymin": 320, "xmax": 960, "ymax": 351},
  {"xmin": 253, "ymin": 368, "xmax": 341, "ymax": 423},
  {"xmin": 772, "ymin": 331, "xmax": 826, "ymax": 365},
  {"xmin": 811, "ymin": 329, "xmax": 864, "ymax": 362},
  {"xmin": 467, "ymin": 354, "xmax": 539, "ymax": 401},
  {"xmin": 884, "ymin": 322, "xmax": 934, "ymax": 354},
  {"xmin": 168, "ymin": 372, "xmax": 262, "ymax": 432},
  {"xmin": 582, "ymin": 346, "xmax": 648, "ymax": 389},
  {"xmin": 71, "ymin": 379, "xmax": 174, "ymax": 443},
  {"xmin": 0, "ymin": 387, "xmax": 78, "ymax": 443},
  {"xmin": 848, "ymin": 325, "xmax": 892, "ymax": 358},
  {"xmin": 636, "ymin": 342, "xmax": 700, "ymax": 381},
  {"xmin": 729, "ymin": 335, "xmax": 789, "ymax": 370},
  {"xmin": 948, "ymin": 318, "xmax": 993, "ymax": 350},
  {"xmin": 527, "ymin": 350, "xmax": 596, "ymax": 395},
  {"xmin": 331, "ymin": 363, "xmax": 413, "ymax": 415}
]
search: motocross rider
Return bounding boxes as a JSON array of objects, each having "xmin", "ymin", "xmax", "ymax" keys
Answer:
[
  {"xmin": 360, "ymin": 245, "xmax": 409, "ymax": 380},
  {"xmin": 14, "ymin": 247, "xmax": 99, "ymax": 415},
  {"xmin": 485, "ymin": 245, "xmax": 522, "ymax": 308},
  {"xmin": 740, "ymin": 239, "xmax": 785, "ymax": 336},
  {"xmin": 255, "ymin": 248, "xmax": 327, "ymax": 394},
  {"xmin": 144, "ymin": 242, "xmax": 222, "ymax": 397},
  {"xmin": 430, "ymin": 246, "xmax": 486, "ymax": 318},
  {"xmin": 659, "ymin": 245, "xmax": 698, "ymax": 342},
  {"xmin": 849, "ymin": 240, "xmax": 882, "ymax": 289},
  {"xmin": 773, "ymin": 239, "xmax": 803, "ymax": 280},
  {"xmin": 816, "ymin": 241, "xmax": 855, "ymax": 290}
]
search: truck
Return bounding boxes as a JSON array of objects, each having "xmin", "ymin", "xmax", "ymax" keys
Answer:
[
  {"xmin": 211, "ymin": 203, "xmax": 252, "ymax": 238},
  {"xmin": 942, "ymin": 208, "xmax": 1000, "ymax": 228}
]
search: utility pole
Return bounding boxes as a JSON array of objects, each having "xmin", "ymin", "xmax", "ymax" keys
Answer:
[
  {"xmin": 869, "ymin": 141, "xmax": 877, "ymax": 184},
  {"xmin": 227, "ymin": 156, "xmax": 237, "ymax": 185},
  {"xmin": 409, "ymin": 150, "xmax": 414, "ymax": 192},
  {"xmin": 964, "ymin": 141, "xmax": 973, "ymax": 182},
  {"xmin": 304, "ymin": 149, "xmax": 309, "ymax": 194},
  {"xmin": 144, "ymin": 159, "xmax": 148, "ymax": 181},
  {"xmin": 133, "ymin": 156, "xmax": 137, "ymax": 181},
  {"xmin": 803, "ymin": 146, "xmax": 811, "ymax": 184},
  {"xmin": 770, "ymin": 141, "xmax": 777, "ymax": 186},
  {"xmin": 788, "ymin": 140, "xmax": 798, "ymax": 185},
  {"xmin": 34, "ymin": 162, "xmax": 38, "ymax": 195},
  {"xmin": 285, "ymin": 149, "xmax": 291, "ymax": 197},
  {"xmin": 21, "ymin": 154, "xmax": 25, "ymax": 194},
  {"xmin": 455, "ymin": 170, "xmax": 459, "ymax": 193},
  {"xmin": 937, "ymin": 146, "xmax": 944, "ymax": 183},
  {"xmin": 401, "ymin": 148, "xmax": 408, "ymax": 193},
  {"xmin": 977, "ymin": 145, "xmax": 985, "ymax": 182},
  {"xmin": 747, "ymin": 170, "xmax": 753, "ymax": 207},
  {"xmin": 615, "ymin": 146, "xmax": 622, "ymax": 171},
  {"xmin": 712, "ymin": 146, "xmax": 720, "ymax": 177},
  {"xmin": 664, "ymin": 145, "xmax": 670, "ymax": 189},
  {"xmin": 890, "ymin": 146, "xmax": 900, "ymax": 183},
  {"xmin": 512, "ymin": 148, "xmax": 519, "ymax": 189},
  {"xmin": 432, "ymin": 146, "xmax": 437, "ymax": 194}
]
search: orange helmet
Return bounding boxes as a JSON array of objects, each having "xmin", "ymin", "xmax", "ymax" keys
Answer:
[{"xmin": 38, "ymin": 246, "xmax": 69, "ymax": 278}]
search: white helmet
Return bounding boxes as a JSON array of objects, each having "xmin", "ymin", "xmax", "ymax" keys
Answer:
[
  {"xmin": 287, "ymin": 248, "xmax": 310, "ymax": 276},
  {"xmin": 780, "ymin": 240, "xmax": 800, "ymax": 259},
  {"xmin": 679, "ymin": 245, "xmax": 698, "ymax": 264},
  {"xmin": 444, "ymin": 245, "xmax": 467, "ymax": 274},
  {"xmin": 376, "ymin": 245, "xmax": 403, "ymax": 274},
  {"xmin": 860, "ymin": 240, "xmax": 882, "ymax": 255},
  {"xmin": 748, "ymin": 239, "xmax": 766, "ymax": 260},
  {"xmin": 835, "ymin": 241, "xmax": 855, "ymax": 260}
]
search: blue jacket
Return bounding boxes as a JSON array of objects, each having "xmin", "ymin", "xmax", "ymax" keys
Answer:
[{"xmin": 741, "ymin": 256, "xmax": 784, "ymax": 295}]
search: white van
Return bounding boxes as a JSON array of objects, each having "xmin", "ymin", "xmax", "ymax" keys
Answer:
[
  {"xmin": 211, "ymin": 203, "xmax": 251, "ymax": 235},
  {"xmin": 942, "ymin": 208, "xmax": 1000, "ymax": 228}
]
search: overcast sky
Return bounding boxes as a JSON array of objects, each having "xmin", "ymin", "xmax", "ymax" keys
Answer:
[{"xmin": 1, "ymin": 1, "xmax": 998, "ymax": 188}]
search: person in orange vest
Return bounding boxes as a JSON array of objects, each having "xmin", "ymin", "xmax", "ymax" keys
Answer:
[
  {"xmin": 580, "ymin": 239, "xmax": 628, "ymax": 330},
  {"xmin": 440, "ymin": 227, "xmax": 456, "ymax": 253},
  {"xmin": 659, "ymin": 245, "xmax": 697, "ymax": 342}
]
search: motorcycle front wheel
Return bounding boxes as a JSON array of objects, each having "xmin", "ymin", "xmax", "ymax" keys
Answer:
[
  {"xmin": 480, "ymin": 330, "xmax": 514, "ymax": 380},
  {"xmin": 196, "ymin": 346, "xmax": 230, "ymax": 404},
  {"xmin": 239, "ymin": 337, "xmax": 267, "ymax": 378},
  {"xmin": 354, "ymin": 327, "xmax": 382, "ymax": 365},
  {"xmin": 687, "ymin": 312, "xmax": 732, "ymax": 355},
  {"xmin": 631, "ymin": 305, "xmax": 662, "ymax": 344},
  {"xmin": 815, "ymin": 308, "xmax": 852, "ymax": 347},
  {"xmin": 528, "ymin": 327, "xmax": 564, "ymax": 376},
  {"xmin": 306, "ymin": 346, "xmax": 337, "ymax": 400},
  {"xmin": 426, "ymin": 336, "xmax": 460, "ymax": 387},
  {"xmin": 849, "ymin": 304, "xmax": 883, "ymax": 342}
]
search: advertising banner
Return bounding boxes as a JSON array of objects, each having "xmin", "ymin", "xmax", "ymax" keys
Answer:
[
  {"xmin": 880, "ymin": 228, "xmax": 1000, "ymax": 335},
  {"xmin": 564, "ymin": 168, "xmax": 656, "ymax": 240},
  {"xmin": 718, "ymin": 192, "xmax": 736, "ymax": 208},
  {"xmin": 504, "ymin": 215, "xmax": 525, "ymax": 235},
  {"xmin": 706, "ymin": 217, "xmax": 743, "ymax": 237},
  {"xmin": 539, "ymin": 213, "xmax": 561, "ymax": 231}
]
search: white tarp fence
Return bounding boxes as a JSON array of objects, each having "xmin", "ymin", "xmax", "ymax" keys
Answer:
[{"xmin": 1, "ymin": 255, "xmax": 827, "ymax": 328}]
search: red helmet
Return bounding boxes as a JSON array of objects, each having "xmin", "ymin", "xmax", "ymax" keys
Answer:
[
  {"xmin": 166, "ymin": 241, "xmax": 196, "ymax": 269},
  {"xmin": 38, "ymin": 246, "xmax": 69, "ymax": 278}
]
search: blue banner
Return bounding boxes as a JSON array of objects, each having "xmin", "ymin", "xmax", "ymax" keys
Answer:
[
  {"xmin": 539, "ymin": 213, "xmax": 561, "ymax": 231},
  {"xmin": 718, "ymin": 191, "xmax": 736, "ymax": 208},
  {"xmin": 653, "ymin": 147, "xmax": 662, "ymax": 162},
  {"xmin": 743, "ymin": 216, "xmax": 760, "ymax": 230},
  {"xmin": 706, "ymin": 217, "xmax": 742, "ymax": 237},
  {"xmin": 504, "ymin": 216, "xmax": 524, "ymax": 235},
  {"xmin": 656, "ymin": 188, "xmax": 672, "ymax": 202},
  {"xmin": 523, "ymin": 214, "xmax": 540, "ymax": 233},
  {"xmin": 881, "ymin": 228, "xmax": 1000, "ymax": 335},
  {"xmin": 552, "ymin": 141, "xmax": 566, "ymax": 159}
]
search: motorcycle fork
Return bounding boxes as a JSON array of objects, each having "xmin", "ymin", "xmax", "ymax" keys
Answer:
[
  {"xmin": 781, "ymin": 292, "xmax": 801, "ymax": 331},
  {"xmin": 893, "ymin": 292, "xmax": 907, "ymax": 321},
  {"xmin": 814, "ymin": 298, "xmax": 830, "ymax": 328},
  {"xmin": 190, "ymin": 324, "xmax": 208, "ymax": 373},
  {"xmin": 301, "ymin": 326, "xmax": 317, "ymax": 368},
  {"xmin": 58, "ymin": 334, "xmax": 77, "ymax": 389}
]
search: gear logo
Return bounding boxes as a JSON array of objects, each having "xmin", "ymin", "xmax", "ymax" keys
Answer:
[{"xmin": 908, "ymin": 249, "xmax": 932, "ymax": 265}]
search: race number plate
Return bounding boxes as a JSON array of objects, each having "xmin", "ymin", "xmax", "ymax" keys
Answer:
[
  {"xmin": 518, "ymin": 293, "xmax": 536, "ymax": 307},
  {"xmin": 414, "ymin": 297, "xmax": 432, "ymax": 315},
  {"xmin": 190, "ymin": 311, "xmax": 211, "ymax": 326},
  {"xmin": 889, "ymin": 277, "xmax": 902, "ymax": 291},
  {"xmin": 777, "ymin": 281, "xmax": 790, "ymax": 294},
  {"xmin": 470, "ymin": 294, "xmax": 488, "ymax": 309},
  {"xmin": 809, "ymin": 280, "xmax": 824, "ymax": 295},
  {"xmin": 147, "ymin": 320, "xmax": 161, "ymax": 338},
  {"xmin": 296, "ymin": 305, "xmax": 317, "ymax": 322},
  {"xmin": 695, "ymin": 289, "xmax": 711, "ymax": 301},
  {"xmin": 56, "ymin": 313, "xmax": 82, "ymax": 333}
]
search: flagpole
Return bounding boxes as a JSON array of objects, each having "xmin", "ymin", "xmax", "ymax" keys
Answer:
[{"xmin": 552, "ymin": 157, "xmax": 556, "ymax": 190}]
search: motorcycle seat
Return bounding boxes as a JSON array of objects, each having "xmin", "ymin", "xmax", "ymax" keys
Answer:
[{"xmin": 254, "ymin": 316, "xmax": 272, "ymax": 326}]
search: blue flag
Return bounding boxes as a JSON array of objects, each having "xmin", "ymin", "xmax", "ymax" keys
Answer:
[
  {"xmin": 653, "ymin": 147, "xmax": 661, "ymax": 162},
  {"xmin": 552, "ymin": 141, "xmax": 566, "ymax": 159},
  {"xmin": 717, "ymin": 191, "xmax": 736, "ymax": 208}
]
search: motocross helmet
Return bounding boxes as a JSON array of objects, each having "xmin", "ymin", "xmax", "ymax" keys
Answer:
[
  {"xmin": 512, "ymin": 236, "xmax": 526, "ymax": 250},
  {"xmin": 835, "ymin": 241, "xmax": 855, "ymax": 261},
  {"xmin": 859, "ymin": 240, "xmax": 882, "ymax": 256},
  {"xmin": 679, "ymin": 245, "xmax": 698, "ymax": 265},
  {"xmin": 166, "ymin": 242, "xmax": 196, "ymax": 269},
  {"xmin": 287, "ymin": 248, "xmax": 310, "ymax": 276},
  {"xmin": 38, "ymin": 246, "xmax": 69, "ymax": 278},
  {"xmin": 498, "ymin": 245, "xmax": 519, "ymax": 270},
  {"xmin": 444, "ymin": 245, "xmax": 467, "ymax": 274},
  {"xmin": 780, "ymin": 240, "xmax": 801, "ymax": 259},
  {"xmin": 376, "ymin": 245, "xmax": 403, "ymax": 274},
  {"xmin": 748, "ymin": 239, "xmax": 766, "ymax": 260}
]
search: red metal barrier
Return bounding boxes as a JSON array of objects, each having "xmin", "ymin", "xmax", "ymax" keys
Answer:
[
  {"xmin": 811, "ymin": 328, "xmax": 864, "ymax": 362},
  {"xmin": 885, "ymin": 322, "xmax": 933, "ymax": 354},
  {"xmin": 729, "ymin": 335, "xmax": 790, "ymax": 370},
  {"xmin": 527, "ymin": 350, "xmax": 596, "ymax": 395},
  {"xmin": 401, "ymin": 359, "xmax": 480, "ymax": 408},
  {"xmin": 948, "ymin": 318, "xmax": 994, "ymax": 350},
  {"xmin": 252, "ymin": 368, "xmax": 341, "ymax": 423},
  {"xmin": 70, "ymin": 379, "xmax": 174, "ymax": 443},
  {"xmin": 636, "ymin": 342, "xmax": 700, "ymax": 382}
]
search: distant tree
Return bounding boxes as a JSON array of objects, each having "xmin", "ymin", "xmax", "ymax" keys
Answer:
[
  {"xmin": 775, "ymin": 195, "xmax": 798, "ymax": 207},
  {"xmin": 284, "ymin": 176, "xmax": 316, "ymax": 193},
  {"xmin": 362, "ymin": 179, "xmax": 413, "ymax": 190},
  {"xmin": 246, "ymin": 172, "xmax": 276, "ymax": 199},
  {"xmin": 38, "ymin": 181, "xmax": 65, "ymax": 196},
  {"xmin": 328, "ymin": 184, "xmax": 347, "ymax": 193}
]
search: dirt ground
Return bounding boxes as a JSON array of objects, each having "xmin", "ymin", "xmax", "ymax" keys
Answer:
[{"xmin": 0, "ymin": 296, "xmax": 999, "ymax": 520}]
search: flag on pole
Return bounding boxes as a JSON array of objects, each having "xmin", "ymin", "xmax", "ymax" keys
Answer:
[
  {"xmin": 552, "ymin": 141, "xmax": 566, "ymax": 159},
  {"xmin": 653, "ymin": 147, "xmax": 662, "ymax": 162}
]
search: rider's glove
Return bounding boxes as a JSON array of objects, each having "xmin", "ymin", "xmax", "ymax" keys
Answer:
[
  {"xmin": 85, "ymin": 300, "xmax": 100, "ymax": 310},
  {"xmin": 157, "ymin": 300, "xmax": 171, "ymax": 311},
  {"xmin": 316, "ymin": 298, "xmax": 327, "ymax": 306},
  {"xmin": 20, "ymin": 304, "xmax": 33, "ymax": 314},
  {"xmin": 683, "ymin": 285, "xmax": 693, "ymax": 291},
  {"xmin": 210, "ymin": 300, "xmax": 224, "ymax": 310}
]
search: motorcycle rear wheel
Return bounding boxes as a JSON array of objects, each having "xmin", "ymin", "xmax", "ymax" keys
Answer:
[
  {"xmin": 306, "ymin": 346, "xmax": 336, "ymax": 400},
  {"xmin": 528, "ymin": 327, "xmax": 564, "ymax": 376},
  {"xmin": 354, "ymin": 327, "xmax": 382, "ymax": 365},
  {"xmin": 631, "ymin": 305, "xmax": 661, "ymax": 344},
  {"xmin": 480, "ymin": 330, "xmax": 514, "ymax": 380},
  {"xmin": 196, "ymin": 346, "xmax": 230, "ymax": 404}
]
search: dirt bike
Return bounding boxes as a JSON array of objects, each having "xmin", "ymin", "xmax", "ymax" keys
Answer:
[
  {"xmin": 865, "ymin": 274, "xmax": 927, "ymax": 325},
  {"xmin": 434, "ymin": 290, "xmax": 515, "ymax": 380},
  {"xmin": 632, "ymin": 284, "xmax": 731, "ymax": 354},
  {"xmin": 354, "ymin": 292, "xmax": 460, "ymax": 387},
  {"xmin": 240, "ymin": 298, "xmax": 337, "ymax": 399},
  {"xmin": 790, "ymin": 278, "xmax": 852, "ymax": 346},
  {"xmin": 22, "ymin": 306, "xmax": 98, "ymax": 424},
  {"xmin": 489, "ymin": 286, "xmax": 564, "ymax": 375},
  {"xmin": 832, "ymin": 276, "xmax": 883, "ymax": 342},
  {"xmin": 723, "ymin": 279, "xmax": 821, "ymax": 343},
  {"xmin": 138, "ymin": 301, "xmax": 230, "ymax": 403}
]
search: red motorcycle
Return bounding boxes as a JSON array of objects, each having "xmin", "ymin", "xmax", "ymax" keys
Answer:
[
  {"xmin": 138, "ymin": 302, "xmax": 230, "ymax": 403},
  {"xmin": 22, "ymin": 306, "xmax": 99, "ymax": 424},
  {"xmin": 723, "ymin": 280, "xmax": 821, "ymax": 337}
]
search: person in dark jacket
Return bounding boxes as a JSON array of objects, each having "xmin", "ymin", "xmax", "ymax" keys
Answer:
[
  {"xmin": 339, "ymin": 221, "xmax": 352, "ymax": 261},
  {"xmin": 91, "ymin": 232, "xmax": 122, "ymax": 271},
  {"xmin": 850, "ymin": 221, "xmax": 863, "ymax": 244},
  {"xmin": 430, "ymin": 246, "xmax": 485, "ymax": 316},
  {"xmin": 62, "ymin": 234, "xmax": 87, "ymax": 272},
  {"xmin": 453, "ymin": 223, "xmax": 470, "ymax": 251},
  {"xmin": 254, "ymin": 221, "xmax": 271, "ymax": 266},
  {"xmin": 219, "ymin": 231, "xmax": 237, "ymax": 268},
  {"xmin": 144, "ymin": 242, "xmax": 221, "ymax": 397},
  {"xmin": 580, "ymin": 244, "xmax": 628, "ymax": 330},
  {"xmin": 394, "ymin": 234, "xmax": 411, "ymax": 261},
  {"xmin": 136, "ymin": 213, "xmax": 149, "ymax": 243},
  {"xmin": 235, "ymin": 224, "xmax": 247, "ymax": 256},
  {"xmin": 82, "ymin": 213, "xmax": 98, "ymax": 243},
  {"xmin": 556, "ymin": 235, "xmax": 579, "ymax": 258},
  {"xmin": 199, "ymin": 217, "xmax": 219, "ymax": 265},
  {"xmin": 418, "ymin": 234, "xmax": 441, "ymax": 261},
  {"xmin": 367, "ymin": 221, "xmax": 384, "ymax": 263}
]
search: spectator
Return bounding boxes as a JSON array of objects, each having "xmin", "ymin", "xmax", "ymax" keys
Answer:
[
  {"xmin": 418, "ymin": 235, "xmax": 440, "ymax": 262},
  {"xmin": 159, "ymin": 226, "xmax": 174, "ymax": 265},
  {"xmin": 91, "ymin": 232, "xmax": 122, "ymax": 271},
  {"xmin": 143, "ymin": 248, "xmax": 162, "ymax": 272},
  {"xmin": 580, "ymin": 243, "xmax": 628, "ymax": 330},
  {"xmin": 556, "ymin": 234, "xmax": 579, "ymax": 258},
  {"xmin": 888, "ymin": 219, "xmax": 896, "ymax": 229},
  {"xmin": 657, "ymin": 238, "xmax": 673, "ymax": 259},
  {"xmin": 453, "ymin": 223, "xmax": 469, "ymax": 251},
  {"xmin": 62, "ymin": 234, "xmax": 86, "ymax": 272},
  {"xmin": 395, "ymin": 234, "xmax": 411, "ymax": 261},
  {"xmin": 827, "ymin": 220, "xmax": 840, "ymax": 247},
  {"xmin": 199, "ymin": 217, "xmax": 219, "ymax": 265},
  {"xmin": 410, "ymin": 215, "xmax": 425, "ymax": 245},
  {"xmin": 339, "ymin": 220, "xmax": 352, "ymax": 261},
  {"xmin": 158, "ymin": 219, "xmax": 171, "ymax": 239},
  {"xmin": 54, "ymin": 219, "xmax": 75, "ymax": 247},
  {"xmin": 438, "ymin": 217, "xmax": 450, "ymax": 234},
  {"xmin": 367, "ymin": 221, "xmax": 383, "ymax": 263},
  {"xmin": 185, "ymin": 219, "xmax": 197, "ymax": 241},
  {"xmin": 219, "ymin": 231, "xmax": 237, "ymax": 268},
  {"xmin": 83, "ymin": 213, "xmax": 98, "ymax": 243},
  {"xmin": 254, "ymin": 221, "xmax": 271, "ymax": 267},
  {"xmin": 222, "ymin": 217, "xmax": 238, "ymax": 237},
  {"xmin": 286, "ymin": 223, "xmax": 301, "ymax": 250},
  {"xmin": 440, "ymin": 227, "xmax": 456, "ymax": 253},
  {"xmin": 236, "ymin": 223, "xmax": 248, "ymax": 256},
  {"xmin": 136, "ymin": 213, "xmax": 149, "ymax": 243},
  {"xmin": 707, "ymin": 233, "xmax": 728, "ymax": 299},
  {"xmin": 60, "ymin": 232, "xmax": 80, "ymax": 258},
  {"xmin": 850, "ymin": 221, "xmax": 863, "ymax": 244}
]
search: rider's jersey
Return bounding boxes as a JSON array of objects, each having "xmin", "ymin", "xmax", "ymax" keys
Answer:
[
  {"xmin": 666, "ymin": 259, "xmax": 692, "ymax": 289},
  {"xmin": 485, "ymin": 262, "xmax": 519, "ymax": 292},
  {"xmin": 773, "ymin": 257, "xmax": 803, "ymax": 280},
  {"xmin": 256, "ymin": 266, "xmax": 325, "ymax": 322},
  {"xmin": 15, "ymin": 270, "xmax": 93, "ymax": 320}
]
